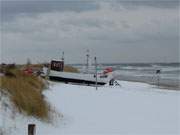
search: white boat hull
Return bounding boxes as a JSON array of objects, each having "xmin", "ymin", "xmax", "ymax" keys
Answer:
[{"xmin": 49, "ymin": 70, "xmax": 113, "ymax": 85}]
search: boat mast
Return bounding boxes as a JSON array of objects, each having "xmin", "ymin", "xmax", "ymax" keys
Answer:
[
  {"xmin": 94, "ymin": 57, "xmax": 98, "ymax": 90},
  {"xmin": 62, "ymin": 51, "xmax": 64, "ymax": 61},
  {"xmin": 86, "ymin": 49, "xmax": 89, "ymax": 73}
]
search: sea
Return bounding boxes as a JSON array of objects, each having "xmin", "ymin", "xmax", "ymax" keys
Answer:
[{"xmin": 72, "ymin": 63, "xmax": 180, "ymax": 89}]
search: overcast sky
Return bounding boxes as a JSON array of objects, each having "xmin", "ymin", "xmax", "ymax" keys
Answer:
[{"xmin": 0, "ymin": 0, "xmax": 179, "ymax": 64}]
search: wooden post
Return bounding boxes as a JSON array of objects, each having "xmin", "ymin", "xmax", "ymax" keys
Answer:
[
  {"xmin": 28, "ymin": 124, "xmax": 36, "ymax": 135},
  {"xmin": 156, "ymin": 70, "xmax": 161, "ymax": 87},
  {"xmin": 157, "ymin": 74, "xmax": 160, "ymax": 87},
  {"xmin": 94, "ymin": 57, "xmax": 98, "ymax": 90}
]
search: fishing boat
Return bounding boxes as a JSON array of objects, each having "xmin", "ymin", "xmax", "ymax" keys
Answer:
[
  {"xmin": 48, "ymin": 60, "xmax": 113, "ymax": 85},
  {"xmin": 48, "ymin": 51, "xmax": 114, "ymax": 85}
]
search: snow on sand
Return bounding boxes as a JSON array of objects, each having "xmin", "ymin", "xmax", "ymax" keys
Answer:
[{"xmin": 1, "ymin": 81, "xmax": 180, "ymax": 135}]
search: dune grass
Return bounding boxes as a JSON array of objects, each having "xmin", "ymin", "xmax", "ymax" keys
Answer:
[
  {"xmin": 64, "ymin": 65, "xmax": 79, "ymax": 73},
  {"xmin": 0, "ymin": 68, "xmax": 49, "ymax": 120}
]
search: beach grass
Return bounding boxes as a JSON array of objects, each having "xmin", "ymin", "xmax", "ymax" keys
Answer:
[
  {"xmin": 64, "ymin": 65, "xmax": 79, "ymax": 73},
  {"xmin": 0, "ymin": 67, "xmax": 50, "ymax": 120}
]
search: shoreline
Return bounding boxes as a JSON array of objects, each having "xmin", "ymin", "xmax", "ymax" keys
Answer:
[{"xmin": 116, "ymin": 76, "xmax": 180, "ymax": 91}]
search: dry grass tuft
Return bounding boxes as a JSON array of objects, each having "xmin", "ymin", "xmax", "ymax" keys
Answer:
[
  {"xmin": 64, "ymin": 65, "xmax": 79, "ymax": 73},
  {"xmin": 0, "ymin": 68, "xmax": 49, "ymax": 120}
]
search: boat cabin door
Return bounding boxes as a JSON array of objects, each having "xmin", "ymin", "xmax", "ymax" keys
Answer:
[{"xmin": 51, "ymin": 60, "xmax": 64, "ymax": 71}]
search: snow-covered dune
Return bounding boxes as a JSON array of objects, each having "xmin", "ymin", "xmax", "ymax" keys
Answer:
[{"xmin": 0, "ymin": 81, "xmax": 180, "ymax": 135}]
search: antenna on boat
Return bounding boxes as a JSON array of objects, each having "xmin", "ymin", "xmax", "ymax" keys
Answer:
[
  {"xmin": 62, "ymin": 51, "xmax": 64, "ymax": 61},
  {"xmin": 86, "ymin": 49, "xmax": 90, "ymax": 73},
  {"xmin": 94, "ymin": 57, "xmax": 98, "ymax": 90}
]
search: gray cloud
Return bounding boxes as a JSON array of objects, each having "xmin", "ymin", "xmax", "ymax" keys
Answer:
[
  {"xmin": 1, "ymin": 0, "xmax": 179, "ymax": 64},
  {"xmin": 115, "ymin": 0, "xmax": 179, "ymax": 9},
  {"xmin": 1, "ymin": 0, "xmax": 99, "ymax": 21},
  {"xmin": 1, "ymin": 0, "xmax": 178, "ymax": 21}
]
